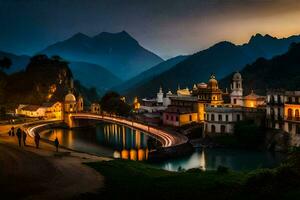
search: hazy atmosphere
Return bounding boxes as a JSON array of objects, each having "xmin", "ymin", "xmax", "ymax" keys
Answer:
[{"xmin": 1, "ymin": 0, "xmax": 300, "ymax": 58}]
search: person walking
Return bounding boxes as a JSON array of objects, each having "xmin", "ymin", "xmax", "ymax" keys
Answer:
[
  {"xmin": 11, "ymin": 126, "xmax": 15, "ymax": 136},
  {"xmin": 34, "ymin": 132, "xmax": 40, "ymax": 149},
  {"xmin": 54, "ymin": 137, "xmax": 59, "ymax": 152},
  {"xmin": 22, "ymin": 130, "xmax": 27, "ymax": 146},
  {"xmin": 16, "ymin": 128, "xmax": 22, "ymax": 147}
]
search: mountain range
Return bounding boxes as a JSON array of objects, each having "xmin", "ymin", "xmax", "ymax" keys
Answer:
[
  {"xmin": 112, "ymin": 55, "xmax": 188, "ymax": 93},
  {"xmin": 123, "ymin": 34, "xmax": 300, "ymax": 99},
  {"xmin": 39, "ymin": 31, "xmax": 163, "ymax": 80},
  {"xmin": 2, "ymin": 32, "xmax": 300, "ymax": 100},
  {"xmin": 219, "ymin": 42, "xmax": 300, "ymax": 95}
]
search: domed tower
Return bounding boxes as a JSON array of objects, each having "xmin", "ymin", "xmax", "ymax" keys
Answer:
[
  {"xmin": 230, "ymin": 72, "xmax": 243, "ymax": 106},
  {"xmin": 77, "ymin": 94, "xmax": 84, "ymax": 112},
  {"xmin": 64, "ymin": 91, "xmax": 77, "ymax": 113},
  {"xmin": 207, "ymin": 74, "xmax": 219, "ymax": 90}
]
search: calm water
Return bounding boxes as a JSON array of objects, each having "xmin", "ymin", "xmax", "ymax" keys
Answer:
[{"xmin": 41, "ymin": 122, "xmax": 285, "ymax": 171}]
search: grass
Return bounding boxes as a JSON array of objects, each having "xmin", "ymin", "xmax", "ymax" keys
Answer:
[
  {"xmin": 85, "ymin": 160, "xmax": 247, "ymax": 200},
  {"xmin": 84, "ymin": 152, "xmax": 300, "ymax": 200}
]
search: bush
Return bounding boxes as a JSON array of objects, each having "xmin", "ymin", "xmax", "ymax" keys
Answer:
[
  {"xmin": 187, "ymin": 167, "xmax": 204, "ymax": 173},
  {"xmin": 234, "ymin": 120, "xmax": 264, "ymax": 147},
  {"xmin": 217, "ymin": 165, "xmax": 229, "ymax": 174}
]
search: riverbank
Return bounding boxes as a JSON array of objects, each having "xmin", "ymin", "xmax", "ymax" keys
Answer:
[
  {"xmin": 86, "ymin": 152, "xmax": 300, "ymax": 200},
  {"xmin": 0, "ymin": 124, "xmax": 110, "ymax": 199}
]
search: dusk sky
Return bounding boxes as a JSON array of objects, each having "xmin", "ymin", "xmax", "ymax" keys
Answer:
[{"xmin": 0, "ymin": 0, "xmax": 300, "ymax": 59}]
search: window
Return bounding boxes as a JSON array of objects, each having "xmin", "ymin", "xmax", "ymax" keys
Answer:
[
  {"xmin": 234, "ymin": 99, "xmax": 237, "ymax": 104},
  {"xmin": 211, "ymin": 125, "xmax": 216, "ymax": 133},
  {"xmin": 288, "ymin": 108, "xmax": 293, "ymax": 120},
  {"xmin": 221, "ymin": 125, "xmax": 226, "ymax": 133},
  {"xmin": 296, "ymin": 109, "xmax": 299, "ymax": 120},
  {"xmin": 189, "ymin": 115, "xmax": 192, "ymax": 121},
  {"xmin": 237, "ymin": 114, "xmax": 241, "ymax": 121},
  {"xmin": 207, "ymin": 114, "xmax": 209, "ymax": 120},
  {"xmin": 211, "ymin": 114, "xmax": 215, "ymax": 121},
  {"xmin": 218, "ymin": 114, "xmax": 222, "ymax": 121},
  {"xmin": 226, "ymin": 115, "xmax": 229, "ymax": 121},
  {"xmin": 166, "ymin": 115, "xmax": 169, "ymax": 120}
]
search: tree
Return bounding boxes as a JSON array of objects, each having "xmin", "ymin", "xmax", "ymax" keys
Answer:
[
  {"xmin": 100, "ymin": 91, "xmax": 131, "ymax": 116},
  {"xmin": 0, "ymin": 57, "xmax": 12, "ymax": 70}
]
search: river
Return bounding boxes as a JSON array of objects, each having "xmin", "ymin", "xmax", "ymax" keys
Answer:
[{"xmin": 40, "ymin": 121, "xmax": 285, "ymax": 171}]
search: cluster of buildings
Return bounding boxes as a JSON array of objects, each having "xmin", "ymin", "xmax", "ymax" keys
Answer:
[
  {"xmin": 15, "ymin": 89, "xmax": 101, "ymax": 120},
  {"xmin": 136, "ymin": 72, "xmax": 266, "ymax": 135},
  {"xmin": 135, "ymin": 71, "xmax": 300, "ymax": 147}
]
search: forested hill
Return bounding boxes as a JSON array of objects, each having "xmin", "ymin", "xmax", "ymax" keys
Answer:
[
  {"xmin": 220, "ymin": 42, "xmax": 300, "ymax": 95},
  {"xmin": 0, "ymin": 55, "xmax": 99, "ymax": 108}
]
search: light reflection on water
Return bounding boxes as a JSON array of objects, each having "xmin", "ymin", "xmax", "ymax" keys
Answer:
[
  {"xmin": 41, "ymin": 122, "xmax": 152, "ymax": 161},
  {"xmin": 41, "ymin": 122, "xmax": 285, "ymax": 171},
  {"xmin": 155, "ymin": 148, "xmax": 285, "ymax": 171}
]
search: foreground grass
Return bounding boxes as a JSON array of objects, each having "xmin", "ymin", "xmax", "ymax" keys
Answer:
[{"xmin": 85, "ymin": 152, "xmax": 300, "ymax": 200}]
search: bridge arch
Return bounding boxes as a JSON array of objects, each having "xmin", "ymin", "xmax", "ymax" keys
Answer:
[{"xmin": 67, "ymin": 113, "xmax": 187, "ymax": 148}]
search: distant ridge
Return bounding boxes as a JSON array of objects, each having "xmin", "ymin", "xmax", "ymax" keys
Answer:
[
  {"xmin": 113, "ymin": 55, "xmax": 188, "ymax": 93},
  {"xmin": 124, "ymin": 33, "xmax": 300, "ymax": 99},
  {"xmin": 0, "ymin": 51, "xmax": 30, "ymax": 73},
  {"xmin": 220, "ymin": 42, "xmax": 300, "ymax": 95},
  {"xmin": 39, "ymin": 31, "xmax": 164, "ymax": 80}
]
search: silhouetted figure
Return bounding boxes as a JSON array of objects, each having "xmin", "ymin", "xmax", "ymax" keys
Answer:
[
  {"xmin": 8, "ymin": 130, "xmax": 11, "ymax": 136},
  {"xmin": 54, "ymin": 137, "xmax": 59, "ymax": 152},
  {"xmin": 16, "ymin": 128, "xmax": 22, "ymax": 147},
  {"xmin": 22, "ymin": 131, "xmax": 27, "ymax": 146},
  {"xmin": 34, "ymin": 133, "xmax": 40, "ymax": 149},
  {"xmin": 11, "ymin": 126, "xmax": 15, "ymax": 136}
]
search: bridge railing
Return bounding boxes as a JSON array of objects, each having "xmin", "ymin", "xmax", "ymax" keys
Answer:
[{"xmin": 71, "ymin": 113, "xmax": 188, "ymax": 147}]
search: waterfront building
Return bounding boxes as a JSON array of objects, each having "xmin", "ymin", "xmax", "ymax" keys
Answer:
[
  {"xmin": 16, "ymin": 101, "xmax": 62, "ymax": 119},
  {"xmin": 90, "ymin": 103, "xmax": 101, "ymax": 114},
  {"xmin": 267, "ymin": 90, "xmax": 300, "ymax": 146},
  {"xmin": 42, "ymin": 102, "xmax": 63, "ymax": 119},
  {"xmin": 204, "ymin": 72, "xmax": 266, "ymax": 135},
  {"xmin": 162, "ymin": 74, "xmax": 224, "ymax": 127},
  {"xmin": 64, "ymin": 91, "xmax": 84, "ymax": 113},
  {"xmin": 163, "ymin": 96, "xmax": 198, "ymax": 126},
  {"xmin": 204, "ymin": 104, "xmax": 243, "ymax": 134},
  {"xmin": 140, "ymin": 87, "xmax": 173, "ymax": 113}
]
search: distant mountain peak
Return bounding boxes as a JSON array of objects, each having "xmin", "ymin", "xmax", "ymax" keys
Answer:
[
  {"xmin": 94, "ymin": 30, "xmax": 134, "ymax": 39},
  {"xmin": 72, "ymin": 32, "xmax": 89, "ymax": 38},
  {"xmin": 211, "ymin": 41, "xmax": 236, "ymax": 49},
  {"xmin": 249, "ymin": 33, "xmax": 277, "ymax": 43}
]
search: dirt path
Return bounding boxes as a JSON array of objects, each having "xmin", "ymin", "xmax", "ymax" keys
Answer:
[{"xmin": 0, "ymin": 125, "xmax": 110, "ymax": 200}]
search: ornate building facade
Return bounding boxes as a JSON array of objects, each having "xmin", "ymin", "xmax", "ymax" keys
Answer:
[
  {"xmin": 267, "ymin": 90, "xmax": 300, "ymax": 146},
  {"xmin": 204, "ymin": 72, "xmax": 266, "ymax": 135}
]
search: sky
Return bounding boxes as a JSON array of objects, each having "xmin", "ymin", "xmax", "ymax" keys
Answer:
[{"xmin": 0, "ymin": 0, "xmax": 300, "ymax": 59}]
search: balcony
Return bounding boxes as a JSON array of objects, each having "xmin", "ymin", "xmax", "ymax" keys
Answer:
[{"xmin": 285, "ymin": 116, "xmax": 300, "ymax": 122}]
